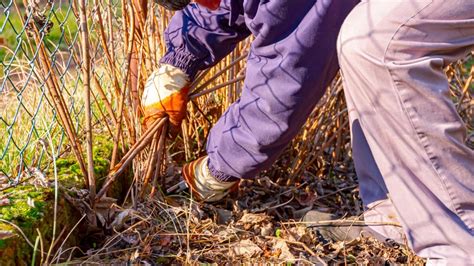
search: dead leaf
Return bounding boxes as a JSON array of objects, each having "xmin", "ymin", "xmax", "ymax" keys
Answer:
[
  {"xmin": 296, "ymin": 190, "xmax": 317, "ymax": 207},
  {"xmin": 159, "ymin": 235, "xmax": 172, "ymax": 246},
  {"xmin": 260, "ymin": 222, "xmax": 273, "ymax": 236},
  {"xmin": 216, "ymin": 227, "xmax": 238, "ymax": 242},
  {"xmin": 231, "ymin": 239, "xmax": 262, "ymax": 257},
  {"xmin": 238, "ymin": 212, "xmax": 271, "ymax": 225},
  {"xmin": 272, "ymin": 239, "xmax": 295, "ymax": 262},
  {"xmin": 0, "ymin": 175, "xmax": 10, "ymax": 190},
  {"xmin": 121, "ymin": 234, "xmax": 139, "ymax": 245},
  {"xmin": 110, "ymin": 209, "xmax": 136, "ymax": 229},
  {"xmin": 238, "ymin": 212, "xmax": 272, "ymax": 231},
  {"xmin": 130, "ymin": 249, "xmax": 140, "ymax": 261},
  {"xmin": 216, "ymin": 208, "xmax": 232, "ymax": 224},
  {"xmin": 0, "ymin": 174, "xmax": 8, "ymax": 184},
  {"xmin": 0, "ymin": 230, "xmax": 15, "ymax": 240},
  {"xmin": 286, "ymin": 226, "xmax": 312, "ymax": 244},
  {"xmin": 95, "ymin": 196, "xmax": 118, "ymax": 226},
  {"xmin": 29, "ymin": 167, "xmax": 49, "ymax": 188}
]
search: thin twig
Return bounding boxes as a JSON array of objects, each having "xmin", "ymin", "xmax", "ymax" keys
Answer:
[
  {"xmin": 96, "ymin": 117, "xmax": 167, "ymax": 201},
  {"xmin": 189, "ymin": 75, "xmax": 245, "ymax": 100}
]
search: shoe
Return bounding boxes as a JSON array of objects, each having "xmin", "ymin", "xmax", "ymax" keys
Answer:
[{"xmin": 181, "ymin": 156, "xmax": 239, "ymax": 202}]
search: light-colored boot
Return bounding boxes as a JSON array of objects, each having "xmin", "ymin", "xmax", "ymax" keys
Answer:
[{"xmin": 182, "ymin": 156, "xmax": 239, "ymax": 202}]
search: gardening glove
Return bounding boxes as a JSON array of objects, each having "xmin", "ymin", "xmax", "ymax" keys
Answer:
[
  {"xmin": 182, "ymin": 156, "xmax": 238, "ymax": 202},
  {"xmin": 142, "ymin": 64, "xmax": 190, "ymax": 134}
]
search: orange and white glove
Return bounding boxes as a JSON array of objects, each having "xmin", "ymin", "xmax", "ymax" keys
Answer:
[
  {"xmin": 142, "ymin": 64, "xmax": 190, "ymax": 133},
  {"xmin": 182, "ymin": 156, "xmax": 238, "ymax": 202}
]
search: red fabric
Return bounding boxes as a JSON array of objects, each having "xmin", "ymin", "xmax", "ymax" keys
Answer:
[{"xmin": 195, "ymin": 0, "xmax": 221, "ymax": 10}]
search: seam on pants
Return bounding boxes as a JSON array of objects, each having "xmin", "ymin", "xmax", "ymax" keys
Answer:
[{"xmin": 381, "ymin": 0, "xmax": 472, "ymax": 231}]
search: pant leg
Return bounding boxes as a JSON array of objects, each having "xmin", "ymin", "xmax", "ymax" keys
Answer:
[
  {"xmin": 338, "ymin": 0, "xmax": 474, "ymax": 263},
  {"xmin": 206, "ymin": 0, "xmax": 359, "ymax": 180},
  {"xmin": 351, "ymin": 116, "xmax": 406, "ymax": 243}
]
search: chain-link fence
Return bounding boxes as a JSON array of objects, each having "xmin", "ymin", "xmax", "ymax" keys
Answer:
[
  {"xmin": 1, "ymin": 0, "xmax": 79, "ymax": 181},
  {"xmin": 1, "ymin": 0, "xmax": 254, "ymax": 195},
  {"xmin": 0, "ymin": 0, "xmax": 159, "ymax": 184}
]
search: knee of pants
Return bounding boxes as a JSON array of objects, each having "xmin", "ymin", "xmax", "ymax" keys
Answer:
[
  {"xmin": 337, "ymin": 24, "xmax": 386, "ymax": 72},
  {"xmin": 336, "ymin": 2, "xmax": 401, "ymax": 74}
]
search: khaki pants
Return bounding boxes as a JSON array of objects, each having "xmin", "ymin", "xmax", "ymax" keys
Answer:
[{"xmin": 338, "ymin": 0, "xmax": 474, "ymax": 264}]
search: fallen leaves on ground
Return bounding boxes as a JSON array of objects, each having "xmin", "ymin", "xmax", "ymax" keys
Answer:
[{"xmin": 64, "ymin": 178, "xmax": 423, "ymax": 265}]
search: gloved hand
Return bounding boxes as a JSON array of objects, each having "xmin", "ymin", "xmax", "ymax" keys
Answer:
[
  {"xmin": 182, "ymin": 156, "xmax": 238, "ymax": 202},
  {"xmin": 142, "ymin": 64, "xmax": 190, "ymax": 134}
]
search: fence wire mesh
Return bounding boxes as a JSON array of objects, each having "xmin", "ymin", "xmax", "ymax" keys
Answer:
[
  {"xmin": 0, "ymin": 0, "xmax": 132, "ymax": 183},
  {"xmin": 2, "ymin": 0, "xmax": 74, "ymax": 180}
]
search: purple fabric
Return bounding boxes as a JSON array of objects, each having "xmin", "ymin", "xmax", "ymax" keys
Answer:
[
  {"xmin": 160, "ymin": 0, "xmax": 250, "ymax": 79},
  {"xmin": 337, "ymin": 1, "xmax": 474, "ymax": 262},
  {"xmin": 161, "ymin": 0, "xmax": 359, "ymax": 180}
]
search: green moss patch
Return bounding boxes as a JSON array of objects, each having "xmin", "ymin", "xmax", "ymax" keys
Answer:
[
  {"xmin": 0, "ymin": 134, "xmax": 118, "ymax": 264},
  {"xmin": 0, "ymin": 186, "xmax": 49, "ymax": 230},
  {"xmin": 52, "ymin": 134, "xmax": 114, "ymax": 187},
  {"xmin": 0, "ymin": 185, "xmax": 52, "ymax": 264}
]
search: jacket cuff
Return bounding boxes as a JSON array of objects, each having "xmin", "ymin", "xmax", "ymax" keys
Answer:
[
  {"xmin": 160, "ymin": 51, "xmax": 202, "ymax": 80},
  {"xmin": 207, "ymin": 159, "xmax": 240, "ymax": 182}
]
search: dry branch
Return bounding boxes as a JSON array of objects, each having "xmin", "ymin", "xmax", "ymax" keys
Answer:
[
  {"xmin": 79, "ymin": 0, "xmax": 96, "ymax": 204},
  {"xmin": 96, "ymin": 117, "xmax": 167, "ymax": 201}
]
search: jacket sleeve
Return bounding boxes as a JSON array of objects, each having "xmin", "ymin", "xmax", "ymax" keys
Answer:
[
  {"xmin": 159, "ymin": 0, "xmax": 250, "ymax": 79},
  {"xmin": 205, "ymin": 0, "xmax": 360, "ymax": 179}
]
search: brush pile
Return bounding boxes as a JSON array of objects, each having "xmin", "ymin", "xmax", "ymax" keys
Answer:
[{"xmin": 67, "ymin": 180, "xmax": 424, "ymax": 264}]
